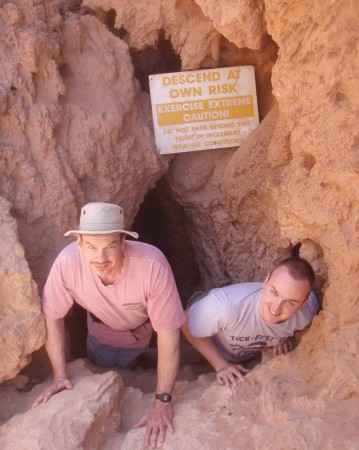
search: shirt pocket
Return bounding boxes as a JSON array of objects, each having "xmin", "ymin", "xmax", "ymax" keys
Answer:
[{"xmin": 122, "ymin": 302, "xmax": 143, "ymax": 310}]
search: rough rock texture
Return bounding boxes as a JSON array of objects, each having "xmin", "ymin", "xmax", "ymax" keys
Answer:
[
  {"xmin": 0, "ymin": 1, "xmax": 165, "ymax": 287},
  {"xmin": 1, "ymin": 356, "xmax": 359, "ymax": 449},
  {"xmin": 195, "ymin": 0, "xmax": 267, "ymax": 50},
  {"xmin": 83, "ymin": 0, "xmax": 222, "ymax": 69},
  {"xmin": 0, "ymin": 197, "xmax": 45, "ymax": 383},
  {"xmin": 115, "ymin": 359, "xmax": 359, "ymax": 449},
  {"xmin": 264, "ymin": 0, "xmax": 359, "ymax": 423},
  {"xmin": 0, "ymin": 360, "xmax": 124, "ymax": 449},
  {"xmin": 0, "ymin": 0, "xmax": 359, "ymax": 448},
  {"xmin": 0, "ymin": 1, "xmax": 166, "ymax": 379},
  {"xmin": 166, "ymin": 105, "xmax": 294, "ymax": 290},
  {"xmin": 163, "ymin": 0, "xmax": 359, "ymax": 446}
]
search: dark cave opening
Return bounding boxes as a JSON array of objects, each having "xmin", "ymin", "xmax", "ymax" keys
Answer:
[
  {"xmin": 129, "ymin": 31, "xmax": 182, "ymax": 93},
  {"xmin": 131, "ymin": 177, "xmax": 202, "ymax": 305}
]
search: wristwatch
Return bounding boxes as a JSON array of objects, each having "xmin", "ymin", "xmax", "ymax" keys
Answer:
[{"xmin": 155, "ymin": 393, "xmax": 172, "ymax": 403}]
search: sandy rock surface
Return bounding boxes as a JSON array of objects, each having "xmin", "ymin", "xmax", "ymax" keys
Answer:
[
  {"xmin": 0, "ymin": 360, "xmax": 124, "ymax": 450},
  {"xmin": 0, "ymin": 0, "xmax": 166, "ymax": 380},
  {"xmin": 195, "ymin": 0, "xmax": 267, "ymax": 49},
  {"xmin": 0, "ymin": 197, "xmax": 45, "ymax": 383},
  {"xmin": 0, "ymin": 1, "xmax": 166, "ymax": 289},
  {"xmin": 83, "ymin": 0, "xmax": 221, "ymax": 69},
  {"xmin": 2, "ymin": 357, "xmax": 358, "ymax": 449}
]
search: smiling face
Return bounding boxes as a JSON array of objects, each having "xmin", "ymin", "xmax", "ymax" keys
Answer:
[
  {"xmin": 77, "ymin": 234, "xmax": 125, "ymax": 285},
  {"xmin": 259, "ymin": 265, "xmax": 311, "ymax": 324}
]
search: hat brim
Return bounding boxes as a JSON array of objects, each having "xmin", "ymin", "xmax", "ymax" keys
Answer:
[{"xmin": 64, "ymin": 229, "xmax": 139, "ymax": 239}]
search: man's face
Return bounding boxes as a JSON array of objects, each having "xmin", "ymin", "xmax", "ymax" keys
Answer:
[
  {"xmin": 77, "ymin": 234, "xmax": 125, "ymax": 283},
  {"xmin": 259, "ymin": 265, "xmax": 311, "ymax": 324}
]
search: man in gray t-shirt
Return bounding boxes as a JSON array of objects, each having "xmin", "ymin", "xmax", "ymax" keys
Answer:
[{"xmin": 182, "ymin": 257, "xmax": 318, "ymax": 387}]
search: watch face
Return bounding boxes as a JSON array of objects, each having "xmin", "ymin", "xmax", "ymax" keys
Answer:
[{"xmin": 156, "ymin": 393, "xmax": 172, "ymax": 402}]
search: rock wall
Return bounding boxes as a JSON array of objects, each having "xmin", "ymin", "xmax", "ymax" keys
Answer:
[
  {"xmin": 0, "ymin": 1, "xmax": 166, "ymax": 286},
  {"xmin": 0, "ymin": 360, "xmax": 124, "ymax": 449},
  {"xmin": 0, "ymin": 0, "xmax": 358, "ymax": 448},
  {"xmin": 163, "ymin": 0, "xmax": 359, "ymax": 441},
  {"xmin": 0, "ymin": 198, "xmax": 44, "ymax": 383},
  {"xmin": 265, "ymin": 0, "xmax": 359, "ymax": 399},
  {"xmin": 0, "ymin": 0, "xmax": 167, "ymax": 379},
  {"xmin": 84, "ymin": 0, "xmax": 221, "ymax": 70}
]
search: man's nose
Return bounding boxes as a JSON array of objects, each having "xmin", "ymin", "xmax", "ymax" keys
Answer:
[
  {"xmin": 272, "ymin": 297, "xmax": 284, "ymax": 311},
  {"xmin": 97, "ymin": 249, "xmax": 107, "ymax": 262}
]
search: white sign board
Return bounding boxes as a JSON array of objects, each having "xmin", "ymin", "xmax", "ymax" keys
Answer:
[{"xmin": 149, "ymin": 66, "xmax": 259, "ymax": 154}]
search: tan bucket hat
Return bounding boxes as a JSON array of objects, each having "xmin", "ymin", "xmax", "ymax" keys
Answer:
[{"xmin": 64, "ymin": 202, "xmax": 139, "ymax": 238}]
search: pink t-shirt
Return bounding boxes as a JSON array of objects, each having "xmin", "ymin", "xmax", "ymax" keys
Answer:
[{"xmin": 42, "ymin": 241, "xmax": 185, "ymax": 348}]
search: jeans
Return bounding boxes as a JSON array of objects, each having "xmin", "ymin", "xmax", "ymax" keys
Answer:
[{"xmin": 86, "ymin": 334, "xmax": 148, "ymax": 369}]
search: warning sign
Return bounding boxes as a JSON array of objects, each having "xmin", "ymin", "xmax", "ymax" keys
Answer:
[{"xmin": 149, "ymin": 66, "xmax": 259, "ymax": 154}]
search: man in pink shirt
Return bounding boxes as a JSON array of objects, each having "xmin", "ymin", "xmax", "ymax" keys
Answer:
[{"xmin": 32, "ymin": 202, "xmax": 185, "ymax": 449}]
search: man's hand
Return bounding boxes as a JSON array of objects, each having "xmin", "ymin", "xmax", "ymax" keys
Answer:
[
  {"xmin": 133, "ymin": 400, "xmax": 174, "ymax": 448},
  {"xmin": 216, "ymin": 363, "xmax": 249, "ymax": 387},
  {"xmin": 31, "ymin": 377, "xmax": 73, "ymax": 408},
  {"xmin": 271, "ymin": 338, "xmax": 294, "ymax": 356}
]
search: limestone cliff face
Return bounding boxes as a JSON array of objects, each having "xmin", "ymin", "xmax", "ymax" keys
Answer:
[
  {"xmin": 0, "ymin": 198, "xmax": 45, "ymax": 383},
  {"xmin": 0, "ymin": 2, "xmax": 165, "ymax": 285},
  {"xmin": 0, "ymin": 0, "xmax": 358, "ymax": 447},
  {"xmin": 164, "ymin": 1, "xmax": 359, "ymax": 443},
  {"xmin": 195, "ymin": 0, "xmax": 267, "ymax": 49},
  {"xmin": 265, "ymin": 0, "xmax": 359, "ymax": 402},
  {"xmin": 0, "ymin": 360, "xmax": 124, "ymax": 448},
  {"xmin": 0, "ymin": 1, "xmax": 166, "ymax": 378},
  {"xmin": 84, "ymin": 0, "xmax": 221, "ymax": 70}
]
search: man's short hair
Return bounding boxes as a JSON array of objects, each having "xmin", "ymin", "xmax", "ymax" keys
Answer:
[{"xmin": 272, "ymin": 257, "xmax": 315, "ymax": 287}]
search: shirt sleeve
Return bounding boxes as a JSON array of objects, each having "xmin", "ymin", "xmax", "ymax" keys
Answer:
[
  {"xmin": 294, "ymin": 290, "xmax": 319, "ymax": 330},
  {"xmin": 146, "ymin": 256, "xmax": 185, "ymax": 332},
  {"xmin": 42, "ymin": 254, "xmax": 75, "ymax": 319},
  {"xmin": 188, "ymin": 291, "xmax": 224, "ymax": 337},
  {"xmin": 303, "ymin": 290, "xmax": 319, "ymax": 322}
]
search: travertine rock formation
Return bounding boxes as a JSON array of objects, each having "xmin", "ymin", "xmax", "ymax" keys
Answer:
[
  {"xmin": 0, "ymin": 0, "xmax": 358, "ymax": 448},
  {"xmin": 83, "ymin": 0, "xmax": 221, "ymax": 69},
  {"xmin": 0, "ymin": 197, "xmax": 44, "ymax": 383},
  {"xmin": 3, "ymin": 356, "xmax": 357, "ymax": 449},
  {"xmin": 195, "ymin": 0, "xmax": 267, "ymax": 49},
  {"xmin": 0, "ymin": 360, "xmax": 124, "ymax": 449},
  {"xmin": 0, "ymin": 1, "xmax": 167, "ymax": 379},
  {"xmin": 166, "ymin": 105, "xmax": 293, "ymax": 289},
  {"xmin": 0, "ymin": 1, "xmax": 166, "ymax": 285}
]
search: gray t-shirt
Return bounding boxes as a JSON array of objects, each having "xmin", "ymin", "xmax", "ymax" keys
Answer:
[{"xmin": 188, "ymin": 283, "xmax": 318, "ymax": 362}]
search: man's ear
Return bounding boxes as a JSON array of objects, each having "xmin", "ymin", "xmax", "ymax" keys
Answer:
[
  {"xmin": 76, "ymin": 234, "xmax": 82, "ymax": 247},
  {"xmin": 119, "ymin": 234, "xmax": 126, "ymax": 248},
  {"xmin": 299, "ymin": 293, "xmax": 310, "ymax": 309},
  {"xmin": 264, "ymin": 273, "xmax": 270, "ymax": 285}
]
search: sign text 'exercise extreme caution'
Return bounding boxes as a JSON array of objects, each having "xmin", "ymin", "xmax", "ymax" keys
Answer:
[{"xmin": 149, "ymin": 66, "xmax": 259, "ymax": 154}]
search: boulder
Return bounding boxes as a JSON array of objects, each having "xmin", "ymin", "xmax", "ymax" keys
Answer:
[
  {"xmin": 0, "ymin": 360, "xmax": 124, "ymax": 450},
  {"xmin": 0, "ymin": 197, "xmax": 45, "ymax": 383}
]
